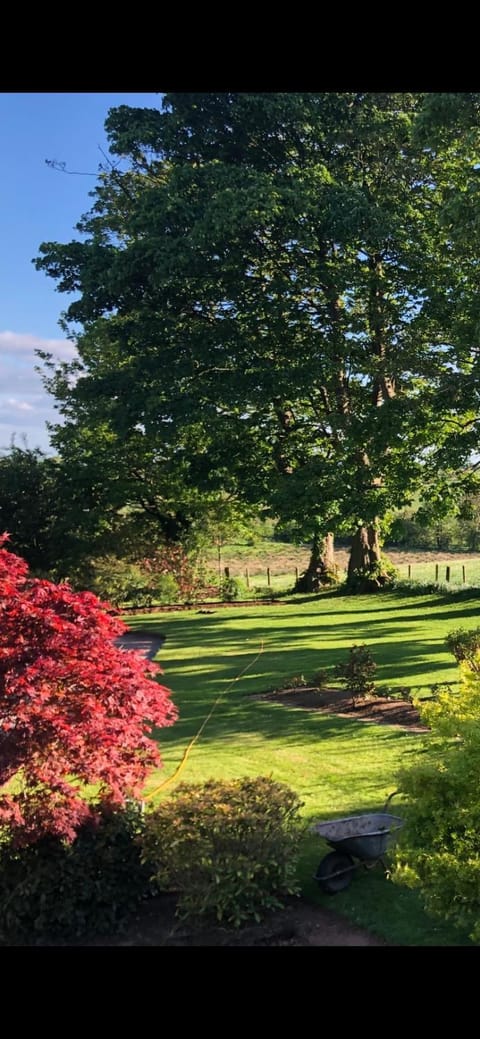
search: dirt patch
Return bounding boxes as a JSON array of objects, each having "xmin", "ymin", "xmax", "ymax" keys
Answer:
[
  {"xmin": 254, "ymin": 686, "xmax": 429, "ymax": 732},
  {"xmin": 79, "ymin": 894, "xmax": 388, "ymax": 947}
]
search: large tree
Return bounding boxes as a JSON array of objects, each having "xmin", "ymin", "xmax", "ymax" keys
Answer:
[{"xmin": 36, "ymin": 93, "xmax": 460, "ymax": 587}]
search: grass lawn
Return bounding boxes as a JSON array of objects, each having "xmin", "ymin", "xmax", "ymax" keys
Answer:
[{"xmin": 127, "ymin": 588, "xmax": 480, "ymax": 946}]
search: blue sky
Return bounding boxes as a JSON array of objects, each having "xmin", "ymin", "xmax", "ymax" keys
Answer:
[{"xmin": 0, "ymin": 92, "xmax": 161, "ymax": 452}]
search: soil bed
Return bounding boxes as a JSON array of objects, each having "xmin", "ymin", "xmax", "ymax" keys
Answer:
[{"xmin": 254, "ymin": 686, "xmax": 429, "ymax": 732}]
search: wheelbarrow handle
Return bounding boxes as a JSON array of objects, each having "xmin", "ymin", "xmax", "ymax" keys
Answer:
[{"xmin": 382, "ymin": 790, "xmax": 399, "ymax": 812}]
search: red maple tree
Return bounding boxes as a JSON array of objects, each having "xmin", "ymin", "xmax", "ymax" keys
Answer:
[{"xmin": 0, "ymin": 534, "xmax": 177, "ymax": 846}]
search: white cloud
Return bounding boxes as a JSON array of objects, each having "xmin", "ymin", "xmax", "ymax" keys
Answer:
[
  {"xmin": 0, "ymin": 330, "xmax": 77, "ymax": 361},
  {"xmin": 0, "ymin": 331, "xmax": 78, "ymax": 452},
  {"xmin": 6, "ymin": 398, "xmax": 35, "ymax": 412}
]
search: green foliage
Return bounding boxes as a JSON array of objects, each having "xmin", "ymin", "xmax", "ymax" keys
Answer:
[
  {"xmin": 394, "ymin": 662, "xmax": 480, "ymax": 941},
  {"xmin": 334, "ymin": 644, "xmax": 377, "ymax": 704},
  {"xmin": 0, "ymin": 804, "xmax": 152, "ymax": 944},
  {"xmin": 277, "ymin": 674, "xmax": 309, "ymax": 690},
  {"xmin": 220, "ymin": 576, "xmax": 244, "ymax": 602},
  {"xmin": 347, "ymin": 558, "xmax": 399, "ymax": 594},
  {"xmin": 141, "ymin": 777, "xmax": 303, "ymax": 927},
  {"xmin": 90, "ymin": 555, "xmax": 179, "ymax": 607},
  {"xmin": 393, "ymin": 579, "xmax": 480, "ymax": 601},
  {"xmin": 392, "ymin": 578, "xmax": 444, "ymax": 596},
  {"xmin": 444, "ymin": 626, "xmax": 480, "ymax": 671},
  {"xmin": 390, "ymin": 489, "xmax": 480, "ymax": 554},
  {"xmin": 252, "ymin": 584, "xmax": 284, "ymax": 599},
  {"xmin": 312, "ymin": 668, "xmax": 331, "ymax": 690},
  {"xmin": 0, "ymin": 443, "xmax": 97, "ymax": 577},
  {"xmin": 34, "ymin": 93, "xmax": 468, "ymax": 571}
]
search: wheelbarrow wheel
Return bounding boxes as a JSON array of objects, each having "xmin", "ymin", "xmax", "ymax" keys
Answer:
[{"xmin": 315, "ymin": 851, "xmax": 355, "ymax": 894}]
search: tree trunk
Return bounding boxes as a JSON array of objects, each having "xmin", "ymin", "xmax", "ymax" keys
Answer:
[
  {"xmin": 295, "ymin": 531, "xmax": 336, "ymax": 592},
  {"xmin": 347, "ymin": 524, "xmax": 384, "ymax": 592}
]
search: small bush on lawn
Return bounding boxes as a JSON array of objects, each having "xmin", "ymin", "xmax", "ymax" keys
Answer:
[
  {"xmin": 141, "ymin": 777, "xmax": 303, "ymax": 927},
  {"xmin": 334, "ymin": 644, "xmax": 377, "ymax": 706},
  {"xmin": 312, "ymin": 668, "xmax": 331, "ymax": 690},
  {"xmin": 444, "ymin": 626, "xmax": 480, "ymax": 672},
  {"xmin": 0, "ymin": 804, "xmax": 152, "ymax": 944},
  {"xmin": 285, "ymin": 674, "xmax": 309, "ymax": 689}
]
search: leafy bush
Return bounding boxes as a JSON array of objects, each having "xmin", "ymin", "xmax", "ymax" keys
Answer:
[
  {"xmin": 393, "ymin": 579, "xmax": 480, "ymax": 599},
  {"xmin": 90, "ymin": 556, "xmax": 179, "ymax": 607},
  {"xmin": 220, "ymin": 576, "xmax": 244, "ymax": 601},
  {"xmin": 347, "ymin": 558, "xmax": 398, "ymax": 594},
  {"xmin": 285, "ymin": 674, "xmax": 309, "ymax": 689},
  {"xmin": 252, "ymin": 585, "xmax": 284, "ymax": 599},
  {"xmin": 444, "ymin": 627, "xmax": 480, "ymax": 672},
  {"xmin": 393, "ymin": 624, "xmax": 480, "ymax": 940},
  {"xmin": 141, "ymin": 777, "xmax": 303, "ymax": 927},
  {"xmin": 391, "ymin": 578, "xmax": 443, "ymax": 596},
  {"xmin": 393, "ymin": 661, "xmax": 480, "ymax": 941},
  {"xmin": 0, "ymin": 804, "xmax": 153, "ymax": 944},
  {"xmin": 141, "ymin": 545, "xmax": 201, "ymax": 603},
  {"xmin": 334, "ymin": 644, "xmax": 377, "ymax": 706},
  {"xmin": 311, "ymin": 669, "xmax": 331, "ymax": 690}
]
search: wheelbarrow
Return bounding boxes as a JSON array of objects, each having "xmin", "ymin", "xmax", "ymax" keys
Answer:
[{"xmin": 311, "ymin": 793, "xmax": 403, "ymax": 894}]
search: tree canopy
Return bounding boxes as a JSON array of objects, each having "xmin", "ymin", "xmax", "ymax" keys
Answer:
[{"xmin": 34, "ymin": 93, "xmax": 480, "ymax": 578}]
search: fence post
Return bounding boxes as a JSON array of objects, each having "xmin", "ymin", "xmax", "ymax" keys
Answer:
[
  {"xmin": 408, "ymin": 564, "xmax": 411, "ymax": 578},
  {"xmin": 267, "ymin": 567, "xmax": 271, "ymax": 587},
  {"xmin": 435, "ymin": 563, "xmax": 439, "ymax": 582},
  {"xmin": 245, "ymin": 567, "xmax": 250, "ymax": 589},
  {"xmin": 224, "ymin": 567, "xmax": 230, "ymax": 579},
  {"xmin": 295, "ymin": 566, "xmax": 299, "ymax": 583},
  {"xmin": 463, "ymin": 565, "xmax": 466, "ymax": 584},
  {"xmin": 446, "ymin": 566, "xmax": 450, "ymax": 583}
]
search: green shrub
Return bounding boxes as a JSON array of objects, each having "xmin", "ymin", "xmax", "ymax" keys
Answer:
[
  {"xmin": 312, "ymin": 668, "xmax": 331, "ymax": 690},
  {"xmin": 393, "ymin": 580, "xmax": 480, "ymax": 599},
  {"xmin": 141, "ymin": 777, "xmax": 303, "ymax": 927},
  {"xmin": 89, "ymin": 556, "xmax": 179, "ymax": 607},
  {"xmin": 334, "ymin": 644, "xmax": 377, "ymax": 706},
  {"xmin": 392, "ymin": 578, "xmax": 443, "ymax": 596},
  {"xmin": 220, "ymin": 576, "xmax": 244, "ymax": 601},
  {"xmin": 445, "ymin": 626, "xmax": 480, "ymax": 672},
  {"xmin": 393, "ymin": 663, "xmax": 480, "ymax": 941},
  {"xmin": 252, "ymin": 585, "xmax": 284, "ymax": 599},
  {"xmin": 347, "ymin": 558, "xmax": 398, "ymax": 594},
  {"xmin": 0, "ymin": 804, "xmax": 152, "ymax": 944},
  {"xmin": 285, "ymin": 674, "xmax": 309, "ymax": 689}
]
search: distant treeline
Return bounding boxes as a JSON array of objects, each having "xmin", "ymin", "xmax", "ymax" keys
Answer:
[{"xmin": 275, "ymin": 507, "xmax": 480, "ymax": 554}]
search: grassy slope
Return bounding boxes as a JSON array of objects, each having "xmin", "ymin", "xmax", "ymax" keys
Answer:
[{"xmin": 128, "ymin": 589, "xmax": 478, "ymax": 945}]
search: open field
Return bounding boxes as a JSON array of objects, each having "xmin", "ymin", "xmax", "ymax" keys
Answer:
[
  {"xmin": 127, "ymin": 589, "xmax": 480, "ymax": 945},
  {"xmin": 208, "ymin": 541, "xmax": 480, "ymax": 591}
]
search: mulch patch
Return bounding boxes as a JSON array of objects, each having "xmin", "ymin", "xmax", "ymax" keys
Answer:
[
  {"xmin": 254, "ymin": 686, "xmax": 429, "ymax": 732},
  {"xmin": 79, "ymin": 894, "xmax": 388, "ymax": 947}
]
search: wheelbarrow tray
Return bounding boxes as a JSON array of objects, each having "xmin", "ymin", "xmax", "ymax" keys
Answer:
[{"xmin": 312, "ymin": 813, "xmax": 403, "ymax": 861}]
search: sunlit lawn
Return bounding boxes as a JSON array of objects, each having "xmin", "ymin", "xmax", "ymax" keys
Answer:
[{"xmin": 128, "ymin": 589, "xmax": 479, "ymax": 945}]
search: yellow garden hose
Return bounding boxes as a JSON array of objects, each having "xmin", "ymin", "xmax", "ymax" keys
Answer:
[{"xmin": 143, "ymin": 641, "xmax": 264, "ymax": 802}]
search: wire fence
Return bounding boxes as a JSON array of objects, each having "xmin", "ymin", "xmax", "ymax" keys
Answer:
[{"xmin": 224, "ymin": 559, "xmax": 480, "ymax": 590}]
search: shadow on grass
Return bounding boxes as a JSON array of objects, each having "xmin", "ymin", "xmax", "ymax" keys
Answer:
[{"xmin": 153, "ymin": 690, "xmax": 428, "ymax": 751}]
